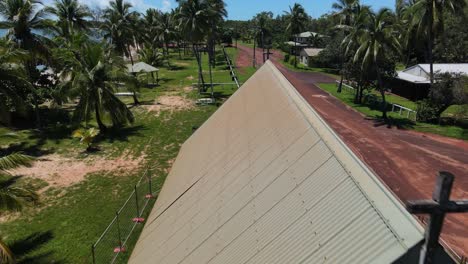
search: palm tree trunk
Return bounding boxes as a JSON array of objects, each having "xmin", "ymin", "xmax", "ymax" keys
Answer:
[
  {"xmin": 33, "ymin": 96, "xmax": 41, "ymax": 129},
  {"xmin": 193, "ymin": 44, "xmax": 205, "ymax": 92},
  {"xmin": 95, "ymin": 102, "xmax": 106, "ymax": 132},
  {"xmin": 428, "ymin": 1, "xmax": 434, "ymax": 85},
  {"xmin": 376, "ymin": 69, "xmax": 388, "ymax": 119},
  {"xmin": 294, "ymin": 41, "xmax": 297, "ymax": 68},
  {"xmin": 132, "ymin": 92, "xmax": 140, "ymax": 105}
]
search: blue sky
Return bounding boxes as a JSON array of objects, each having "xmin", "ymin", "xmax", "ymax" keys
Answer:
[
  {"xmin": 135, "ymin": 0, "xmax": 396, "ymax": 19},
  {"xmin": 39, "ymin": 0, "xmax": 396, "ymax": 19}
]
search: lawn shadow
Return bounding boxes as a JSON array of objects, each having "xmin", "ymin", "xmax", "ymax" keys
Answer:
[
  {"xmin": 10, "ymin": 231, "xmax": 64, "ymax": 264},
  {"xmin": 169, "ymin": 65, "xmax": 188, "ymax": 71},
  {"xmin": 96, "ymin": 125, "xmax": 146, "ymax": 144},
  {"xmin": 1, "ymin": 141, "xmax": 53, "ymax": 157}
]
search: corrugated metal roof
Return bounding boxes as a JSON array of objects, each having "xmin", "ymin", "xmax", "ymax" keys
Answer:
[
  {"xmin": 302, "ymin": 48, "xmax": 324, "ymax": 57},
  {"xmin": 129, "ymin": 61, "xmax": 423, "ymax": 264},
  {"xmin": 397, "ymin": 63, "xmax": 468, "ymax": 84}
]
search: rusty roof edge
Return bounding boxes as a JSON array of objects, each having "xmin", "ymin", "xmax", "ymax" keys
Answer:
[{"xmin": 264, "ymin": 60, "xmax": 425, "ymax": 250}]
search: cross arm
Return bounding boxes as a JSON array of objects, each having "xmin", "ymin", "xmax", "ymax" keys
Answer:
[{"xmin": 406, "ymin": 200, "xmax": 468, "ymax": 214}]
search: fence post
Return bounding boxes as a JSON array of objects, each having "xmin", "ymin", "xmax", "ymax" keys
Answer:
[
  {"xmin": 91, "ymin": 244, "xmax": 96, "ymax": 264},
  {"xmin": 135, "ymin": 185, "xmax": 140, "ymax": 217},
  {"xmin": 148, "ymin": 176, "xmax": 152, "ymax": 196},
  {"xmin": 116, "ymin": 212, "xmax": 123, "ymax": 250}
]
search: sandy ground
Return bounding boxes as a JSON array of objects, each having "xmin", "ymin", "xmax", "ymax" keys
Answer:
[
  {"xmin": 145, "ymin": 95, "xmax": 194, "ymax": 116},
  {"xmin": 236, "ymin": 44, "xmax": 468, "ymax": 258},
  {"xmin": 9, "ymin": 151, "xmax": 145, "ymax": 188}
]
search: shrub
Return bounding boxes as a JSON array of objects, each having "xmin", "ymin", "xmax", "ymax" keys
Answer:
[
  {"xmin": 416, "ymin": 100, "xmax": 440, "ymax": 123},
  {"xmin": 284, "ymin": 53, "xmax": 290, "ymax": 62}
]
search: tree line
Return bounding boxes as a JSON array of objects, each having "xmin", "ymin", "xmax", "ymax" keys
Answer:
[
  {"xmin": 225, "ymin": 0, "xmax": 467, "ymax": 121},
  {"xmin": 0, "ymin": 0, "xmax": 228, "ymax": 131}
]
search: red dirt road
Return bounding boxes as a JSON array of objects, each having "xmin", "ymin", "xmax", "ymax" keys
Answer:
[{"xmin": 236, "ymin": 44, "xmax": 468, "ymax": 259}]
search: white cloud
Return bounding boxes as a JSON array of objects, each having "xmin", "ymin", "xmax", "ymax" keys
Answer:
[
  {"xmin": 42, "ymin": 0, "xmax": 173, "ymax": 13},
  {"xmin": 161, "ymin": 0, "xmax": 171, "ymax": 12}
]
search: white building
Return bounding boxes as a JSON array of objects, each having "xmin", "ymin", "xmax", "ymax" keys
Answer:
[
  {"xmin": 299, "ymin": 48, "xmax": 324, "ymax": 66},
  {"xmin": 397, "ymin": 63, "xmax": 468, "ymax": 84}
]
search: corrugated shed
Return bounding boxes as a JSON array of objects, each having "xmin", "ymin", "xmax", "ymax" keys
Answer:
[{"xmin": 129, "ymin": 61, "xmax": 424, "ymax": 264}]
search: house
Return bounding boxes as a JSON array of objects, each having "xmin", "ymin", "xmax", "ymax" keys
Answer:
[
  {"xmin": 293, "ymin": 31, "xmax": 322, "ymax": 44},
  {"xmin": 299, "ymin": 48, "xmax": 324, "ymax": 66},
  {"xmin": 129, "ymin": 62, "xmax": 453, "ymax": 263},
  {"xmin": 393, "ymin": 63, "xmax": 468, "ymax": 100},
  {"xmin": 285, "ymin": 31, "xmax": 326, "ymax": 55}
]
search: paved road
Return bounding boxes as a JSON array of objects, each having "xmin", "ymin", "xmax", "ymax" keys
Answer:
[{"xmin": 236, "ymin": 44, "xmax": 468, "ymax": 258}]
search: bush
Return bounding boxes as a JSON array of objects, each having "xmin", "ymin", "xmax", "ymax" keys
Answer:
[
  {"xmin": 284, "ymin": 53, "xmax": 290, "ymax": 62},
  {"xmin": 288, "ymin": 55, "xmax": 297, "ymax": 66},
  {"xmin": 417, "ymin": 100, "xmax": 440, "ymax": 123}
]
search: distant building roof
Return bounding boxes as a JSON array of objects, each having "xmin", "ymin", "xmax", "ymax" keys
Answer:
[
  {"xmin": 295, "ymin": 31, "xmax": 320, "ymax": 38},
  {"xmin": 397, "ymin": 63, "xmax": 468, "ymax": 84},
  {"xmin": 127, "ymin": 62, "xmax": 159, "ymax": 73},
  {"xmin": 301, "ymin": 48, "xmax": 324, "ymax": 57},
  {"xmin": 284, "ymin": 41, "xmax": 308, "ymax": 46},
  {"xmin": 129, "ymin": 61, "xmax": 424, "ymax": 263}
]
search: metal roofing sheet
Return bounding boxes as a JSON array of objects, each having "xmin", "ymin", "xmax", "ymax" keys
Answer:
[{"xmin": 129, "ymin": 61, "xmax": 424, "ymax": 264}]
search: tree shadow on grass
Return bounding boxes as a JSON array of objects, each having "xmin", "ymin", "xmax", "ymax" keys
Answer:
[
  {"xmin": 1, "ymin": 141, "xmax": 53, "ymax": 157},
  {"xmin": 95, "ymin": 125, "xmax": 146, "ymax": 144},
  {"xmin": 10, "ymin": 231, "xmax": 64, "ymax": 264},
  {"xmin": 169, "ymin": 65, "xmax": 188, "ymax": 71}
]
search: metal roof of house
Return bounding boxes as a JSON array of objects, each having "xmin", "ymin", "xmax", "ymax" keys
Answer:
[
  {"xmin": 397, "ymin": 63, "xmax": 468, "ymax": 84},
  {"xmin": 295, "ymin": 31, "xmax": 320, "ymax": 38},
  {"xmin": 301, "ymin": 48, "xmax": 324, "ymax": 57},
  {"xmin": 127, "ymin": 62, "xmax": 159, "ymax": 73},
  {"xmin": 129, "ymin": 61, "xmax": 423, "ymax": 264}
]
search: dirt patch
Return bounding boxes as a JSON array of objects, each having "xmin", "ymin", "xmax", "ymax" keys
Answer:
[
  {"xmin": 183, "ymin": 86, "xmax": 193, "ymax": 93},
  {"xmin": 8, "ymin": 151, "xmax": 145, "ymax": 188},
  {"xmin": 145, "ymin": 95, "xmax": 194, "ymax": 116},
  {"xmin": 186, "ymin": 75, "xmax": 195, "ymax": 81}
]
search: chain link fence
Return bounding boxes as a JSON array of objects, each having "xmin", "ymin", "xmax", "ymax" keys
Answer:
[{"xmin": 91, "ymin": 168, "xmax": 160, "ymax": 263}]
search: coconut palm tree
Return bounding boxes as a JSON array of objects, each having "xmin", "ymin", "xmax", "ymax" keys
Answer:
[
  {"xmin": 44, "ymin": 0, "xmax": 91, "ymax": 40},
  {"xmin": 176, "ymin": 0, "xmax": 211, "ymax": 90},
  {"xmin": 0, "ymin": 40, "xmax": 33, "ymax": 125},
  {"xmin": 404, "ymin": 0, "xmax": 466, "ymax": 85},
  {"xmin": 67, "ymin": 43, "xmax": 134, "ymax": 131},
  {"xmin": 156, "ymin": 12, "xmax": 175, "ymax": 60},
  {"xmin": 332, "ymin": 0, "xmax": 358, "ymax": 92},
  {"xmin": 0, "ymin": 0, "xmax": 52, "ymax": 128},
  {"xmin": 103, "ymin": 0, "xmax": 138, "ymax": 64},
  {"xmin": 353, "ymin": 8, "xmax": 400, "ymax": 119},
  {"xmin": 285, "ymin": 3, "xmax": 308, "ymax": 68},
  {"xmin": 0, "ymin": 152, "xmax": 37, "ymax": 263}
]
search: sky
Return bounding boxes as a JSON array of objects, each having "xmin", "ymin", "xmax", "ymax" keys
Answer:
[{"xmin": 42, "ymin": 0, "xmax": 396, "ymax": 20}]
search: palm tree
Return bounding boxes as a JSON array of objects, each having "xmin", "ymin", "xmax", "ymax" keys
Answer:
[
  {"xmin": 0, "ymin": 0, "xmax": 51, "ymax": 128},
  {"xmin": 103, "ymin": 0, "xmax": 138, "ymax": 64},
  {"xmin": 353, "ymin": 8, "xmax": 400, "ymax": 119},
  {"xmin": 176, "ymin": 0, "xmax": 211, "ymax": 90},
  {"xmin": 67, "ymin": 43, "xmax": 134, "ymax": 131},
  {"xmin": 405, "ymin": 0, "xmax": 466, "ymax": 85},
  {"xmin": 0, "ymin": 152, "xmax": 37, "ymax": 263},
  {"xmin": 44, "ymin": 0, "xmax": 91, "ymax": 40},
  {"xmin": 0, "ymin": 40, "xmax": 33, "ymax": 125},
  {"xmin": 156, "ymin": 12, "xmax": 175, "ymax": 59},
  {"xmin": 285, "ymin": 3, "xmax": 308, "ymax": 68},
  {"xmin": 206, "ymin": 0, "xmax": 227, "ymax": 94},
  {"xmin": 332, "ymin": 0, "xmax": 358, "ymax": 92}
]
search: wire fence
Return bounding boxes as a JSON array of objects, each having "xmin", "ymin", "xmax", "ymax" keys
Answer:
[
  {"xmin": 335, "ymin": 81, "xmax": 418, "ymax": 121},
  {"xmin": 91, "ymin": 167, "xmax": 159, "ymax": 263}
]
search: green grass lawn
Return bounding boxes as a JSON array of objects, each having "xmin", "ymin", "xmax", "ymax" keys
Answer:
[
  {"xmin": 318, "ymin": 83, "xmax": 467, "ymax": 140},
  {"xmin": 0, "ymin": 46, "xmax": 255, "ymax": 263}
]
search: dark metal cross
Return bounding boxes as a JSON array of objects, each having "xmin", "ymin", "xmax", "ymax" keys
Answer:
[{"xmin": 406, "ymin": 171, "xmax": 468, "ymax": 264}]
